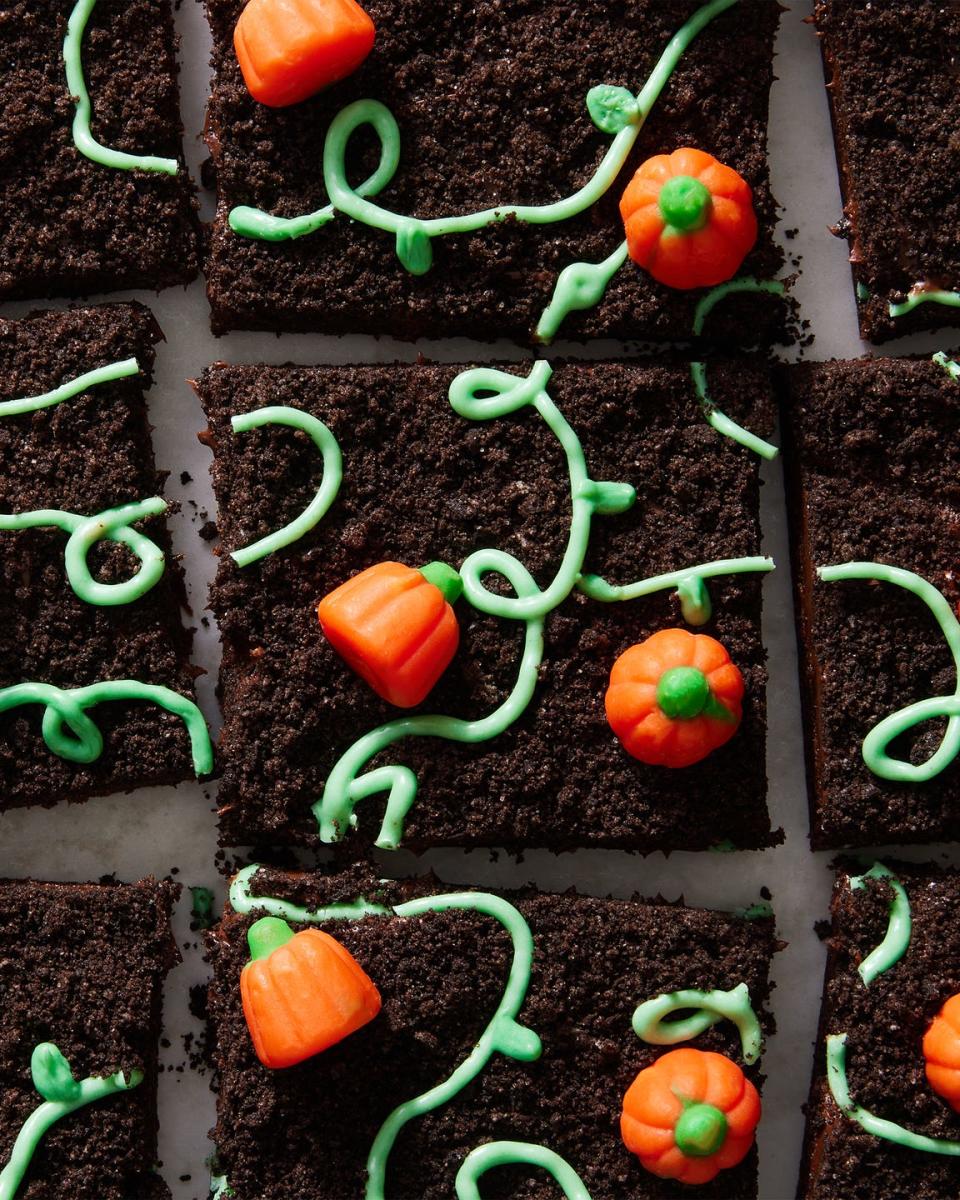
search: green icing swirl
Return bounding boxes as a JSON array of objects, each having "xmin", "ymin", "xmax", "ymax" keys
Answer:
[
  {"xmin": 934, "ymin": 351, "xmax": 960, "ymax": 382},
  {"xmin": 889, "ymin": 288, "xmax": 960, "ymax": 319},
  {"xmin": 64, "ymin": 0, "xmax": 178, "ymax": 175},
  {"xmin": 0, "ymin": 358, "xmax": 140, "ymax": 419},
  {"xmin": 228, "ymin": 406, "xmax": 343, "ymax": 567},
  {"xmin": 631, "ymin": 982, "xmax": 762, "ymax": 1065},
  {"xmin": 848, "ymin": 863, "xmax": 912, "ymax": 987},
  {"xmin": 818, "ymin": 562, "xmax": 960, "ymax": 781},
  {"xmin": 228, "ymin": 0, "xmax": 738, "ymax": 260},
  {"xmin": 0, "ymin": 680, "xmax": 213, "ymax": 776},
  {"xmin": 827, "ymin": 1033, "xmax": 960, "ymax": 1155},
  {"xmin": 0, "ymin": 498, "xmax": 167, "ymax": 606},
  {"xmin": 455, "ymin": 1142, "xmax": 591, "ymax": 1200},
  {"xmin": 0, "ymin": 1043, "xmax": 143, "ymax": 1200},
  {"xmin": 229, "ymin": 866, "xmax": 543, "ymax": 1200}
]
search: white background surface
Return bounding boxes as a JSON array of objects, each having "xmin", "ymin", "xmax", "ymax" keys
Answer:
[{"xmin": 2, "ymin": 1, "xmax": 959, "ymax": 1196}]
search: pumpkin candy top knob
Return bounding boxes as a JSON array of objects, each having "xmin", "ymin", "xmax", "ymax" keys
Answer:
[
  {"xmin": 318, "ymin": 560, "xmax": 463, "ymax": 708},
  {"xmin": 605, "ymin": 628, "xmax": 745, "ymax": 768},
  {"xmin": 924, "ymin": 993, "xmax": 960, "ymax": 1112},
  {"xmin": 621, "ymin": 1047, "xmax": 761, "ymax": 1186},
  {"xmin": 619, "ymin": 148, "xmax": 758, "ymax": 291},
  {"xmin": 241, "ymin": 916, "xmax": 382, "ymax": 1069}
]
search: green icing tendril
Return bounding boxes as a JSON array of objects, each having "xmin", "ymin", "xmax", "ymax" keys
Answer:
[
  {"xmin": 889, "ymin": 288, "xmax": 960, "ymax": 319},
  {"xmin": 0, "ymin": 680, "xmax": 213, "ymax": 775},
  {"xmin": 534, "ymin": 242, "xmax": 629, "ymax": 344},
  {"xmin": 0, "ymin": 358, "xmax": 140, "ymax": 419},
  {"xmin": 818, "ymin": 562, "xmax": 960, "ymax": 781},
  {"xmin": 827, "ymin": 1033, "xmax": 960, "ymax": 1155},
  {"xmin": 64, "ymin": 0, "xmax": 178, "ymax": 175},
  {"xmin": 229, "ymin": 0, "xmax": 738, "ymax": 260},
  {"xmin": 229, "ymin": 406, "xmax": 343, "ymax": 567},
  {"xmin": 0, "ymin": 1043, "xmax": 143, "ymax": 1200},
  {"xmin": 848, "ymin": 863, "xmax": 912, "ymax": 987},
  {"xmin": 934, "ymin": 351, "xmax": 960, "ymax": 382},
  {"xmin": 455, "ymin": 1142, "xmax": 592, "ymax": 1200},
  {"xmin": 0, "ymin": 498, "xmax": 167, "ymax": 606},
  {"xmin": 229, "ymin": 866, "xmax": 543, "ymax": 1200},
  {"xmin": 631, "ymin": 982, "xmax": 762, "ymax": 1064}
]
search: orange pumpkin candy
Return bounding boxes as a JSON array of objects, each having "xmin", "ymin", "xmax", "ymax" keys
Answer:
[
  {"xmin": 620, "ymin": 148, "xmax": 758, "ymax": 291},
  {"xmin": 605, "ymin": 628, "xmax": 744, "ymax": 768},
  {"xmin": 241, "ymin": 916, "xmax": 382, "ymax": 1069},
  {"xmin": 621, "ymin": 1048, "xmax": 761, "ymax": 1186},
  {"xmin": 924, "ymin": 993, "xmax": 960, "ymax": 1112},
  {"xmin": 318, "ymin": 560, "xmax": 463, "ymax": 708}
]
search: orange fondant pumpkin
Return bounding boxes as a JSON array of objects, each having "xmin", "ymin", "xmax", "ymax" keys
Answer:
[
  {"xmin": 605, "ymin": 628, "xmax": 744, "ymax": 768},
  {"xmin": 621, "ymin": 1047, "xmax": 761, "ymax": 1186},
  {"xmin": 924, "ymin": 994, "xmax": 960, "ymax": 1112}
]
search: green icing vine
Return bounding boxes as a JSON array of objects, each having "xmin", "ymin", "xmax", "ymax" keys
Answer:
[
  {"xmin": 0, "ymin": 680, "xmax": 213, "ymax": 776},
  {"xmin": 229, "ymin": 0, "xmax": 738, "ymax": 257},
  {"xmin": 230, "ymin": 866, "xmax": 543, "ymax": 1200},
  {"xmin": 0, "ymin": 498, "xmax": 167, "ymax": 606},
  {"xmin": 889, "ymin": 288, "xmax": 960, "ymax": 319},
  {"xmin": 0, "ymin": 1043, "xmax": 143, "ymax": 1200},
  {"xmin": 818, "ymin": 562, "xmax": 960, "ymax": 781},
  {"xmin": 64, "ymin": 0, "xmax": 178, "ymax": 175},
  {"xmin": 934, "ymin": 351, "xmax": 960, "ymax": 382},
  {"xmin": 455, "ymin": 1142, "xmax": 591, "ymax": 1200},
  {"xmin": 228, "ymin": 406, "xmax": 343, "ymax": 567},
  {"xmin": 315, "ymin": 359, "xmax": 774, "ymax": 849},
  {"xmin": 0, "ymin": 358, "xmax": 140, "ymax": 419},
  {"xmin": 631, "ymin": 983, "xmax": 762, "ymax": 1064},
  {"xmin": 848, "ymin": 863, "xmax": 912, "ymax": 987}
]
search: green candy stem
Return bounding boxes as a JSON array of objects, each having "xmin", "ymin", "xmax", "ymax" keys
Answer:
[
  {"xmin": 659, "ymin": 175, "xmax": 712, "ymax": 233},
  {"xmin": 247, "ymin": 916, "xmax": 296, "ymax": 961},
  {"xmin": 419, "ymin": 561, "xmax": 463, "ymax": 605},
  {"xmin": 656, "ymin": 666, "xmax": 710, "ymax": 720},
  {"xmin": 674, "ymin": 1102, "xmax": 728, "ymax": 1158}
]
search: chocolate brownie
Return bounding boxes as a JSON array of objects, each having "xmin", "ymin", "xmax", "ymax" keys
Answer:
[
  {"xmin": 815, "ymin": 1, "xmax": 960, "ymax": 343},
  {"xmin": 0, "ymin": 303, "xmax": 210, "ymax": 810},
  {"xmin": 799, "ymin": 861, "xmax": 960, "ymax": 1199},
  {"xmin": 0, "ymin": 876, "xmax": 179, "ymax": 1199},
  {"xmin": 198, "ymin": 357, "xmax": 777, "ymax": 853},
  {"xmin": 203, "ymin": 0, "xmax": 786, "ymax": 343},
  {"xmin": 208, "ymin": 863, "xmax": 777, "ymax": 1198},
  {"xmin": 780, "ymin": 354, "xmax": 960, "ymax": 848},
  {"xmin": 0, "ymin": 0, "xmax": 198, "ymax": 300}
]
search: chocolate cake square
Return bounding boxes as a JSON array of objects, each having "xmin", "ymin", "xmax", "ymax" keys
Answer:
[
  {"xmin": 0, "ymin": 876, "xmax": 178, "ymax": 1199},
  {"xmin": 799, "ymin": 861, "xmax": 960, "ymax": 1199},
  {"xmin": 780, "ymin": 353, "xmax": 960, "ymax": 849},
  {"xmin": 0, "ymin": 303, "xmax": 211, "ymax": 809},
  {"xmin": 0, "ymin": 0, "xmax": 198, "ymax": 300},
  {"xmin": 198, "ymin": 356, "xmax": 776, "ymax": 853},
  {"xmin": 209, "ymin": 863, "xmax": 777, "ymax": 1199},
  {"xmin": 203, "ymin": 0, "xmax": 786, "ymax": 343},
  {"xmin": 815, "ymin": 0, "xmax": 960, "ymax": 343}
]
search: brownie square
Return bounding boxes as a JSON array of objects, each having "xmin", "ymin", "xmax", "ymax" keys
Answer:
[
  {"xmin": 799, "ymin": 861, "xmax": 960, "ymax": 1199},
  {"xmin": 199, "ymin": 357, "xmax": 776, "ymax": 853},
  {"xmin": 203, "ymin": 0, "xmax": 785, "ymax": 343},
  {"xmin": 209, "ymin": 863, "xmax": 777, "ymax": 1199},
  {"xmin": 0, "ymin": 0, "xmax": 198, "ymax": 300},
  {"xmin": 0, "ymin": 303, "xmax": 209, "ymax": 809},
  {"xmin": 0, "ymin": 876, "xmax": 178, "ymax": 1199},
  {"xmin": 780, "ymin": 354, "xmax": 960, "ymax": 849},
  {"xmin": 815, "ymin": 1, "xmax": 960, "ymax": 343}
]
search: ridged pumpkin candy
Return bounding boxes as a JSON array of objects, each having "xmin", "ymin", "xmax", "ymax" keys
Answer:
[{"xmin": 924, "ymin": 993, "xmax": 960, "ymax": 1112}]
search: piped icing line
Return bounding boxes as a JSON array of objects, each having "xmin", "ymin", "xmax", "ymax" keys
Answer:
[
  {"xmin": 0, "ymin": 1043, "xmax": 143, "ymax": 1200},
  {"xmin": 210, "ymin": 1177, "xmax": 233, "ymax": 1200},
  {"xmin": 826, "ymin": 1033, "xmax": 960, "ymax": 1155},
  {"xmin": 64, "ymin": 0, "xmax": 178, "ymax": 175},
  {"xmin": 631, "ymin": 983, "xmax": 762, "ymax": 1065},
  {"xmin": 934, "ymin": 351, "xmax": 960, "ymax": 382},
  {"xmin": 817, "ymin": 562, "xmax": 960, "ymax": 781},
  {"xmin": 228, "ymin": 406, "xmax": 343, "ymax": 567},
  {"xmin": 535, "ymin": 242, "xmax": 629, "ymax": 344},
  {"xmin": 0, "ymin": 498, "xmax": 167, "ymax": 606},
  {"xmin": 889, "ymin": 287, "xmax": 960, "ymax": 319},
  {"xmin": 229, "ymin": 0, "xmax": 739, "ymax": 256},
  {"xmin": 690, "ymin": 278, "xmax": 785, "ymax": 461},
  {"xmin": 847, "ymin": 863, "xmax": 911, "ymax": 987},
  {"xmin": 229, "ymin": 866, "xmax": 543, "ymax": 1200},
  {"xmin": 0, "ymin": 680, "xmax": 213, "ymax": 775},
  {"xmin": 0, "ymin": 357, "xmax": 140, "ymax": 419},
  {"xmin": 577, "ymin": 556, "xmax": 775, "ymax": 627},
  {"xmin": 455, "ymin": 1142, "xmax": 592, "ymax": 1200}
]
